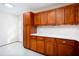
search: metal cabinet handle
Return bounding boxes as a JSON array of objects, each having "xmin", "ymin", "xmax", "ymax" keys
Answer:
[
  {"xmin": 62, "ymin": 41, "xmax": 66, "ymax": 43},
  {"xmin": 39, "ymin": 38, "xmax": 43, "ymax": 39}
]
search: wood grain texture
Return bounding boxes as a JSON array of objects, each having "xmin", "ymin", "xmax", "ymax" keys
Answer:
[
  {"xmin": 23, "ymin": 25, "xmax": 30, "ymax": 48},
  {"xmin": 37, "ymin": 37, "xmax": 45, "ymax": 54},
  {"xmin": 56, "ymin": 39, "xmax": 76, "ymax": 46},
  {"xmin": 30, "ymin": 36, "xmax": 37, "ymax": 51},
  {"xmin": 56, "ymin": 39, "xmax": 76, "ymax": 56},
  {"xmin": 56, "ymin": 7, "xmax": 64, "ymax": 25},
  {"xmin": 23, "ymin": 12, "xmax": 37, "ymax": 48},
  {"xmin": 23, "ymin": 12, "xmax": 32, "ymax": 25},
  {"xmin": 34, "ymin": 4, "xmax": 79, "ymax": 25},
  {"xmin": 45, "ymin": 38, "xmax": 57, "ymax": 56},
  {"xmin": 48, "ymin": 10, "xmax": 56, "ymax": 25},
  {"xmin": 76, "ymin": 4, "xmax": 79, "ymax": 24},
  {"xmin": 34, "ymin": 13, "xmax": 41, "ymax": 25},
  {"xmin": 58, "ymin": 44, "xmax": 75, "ymax": 56},
  {"xmin": 64, "ymin": 5, "xmax": 76, "ymax": 25},
  {"xmin": 40, "ymin": 12, "xmax": 48, "ymax": 25}
]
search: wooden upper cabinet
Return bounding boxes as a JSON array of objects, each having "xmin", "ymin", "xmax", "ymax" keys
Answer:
[
  {"xmin": 34, "ymin": 13, "xmax": 41, "ymax": 25},
  {"xmin": 40, "ymin": 12, "xmax": 48, "ymax": 25},
  {"xmin": 76, "ymin": 4, "xmax": 79, "ymax": 24},
  {"xmin": 33, "ymin": 4, "xmax": 79, "ymax": 26},
  {"xmin": 56, "ymin": 7, "xmax": 64, "ymax": 25},
  {"xmin": 23, "ymin": 12, "xmax": 32, "ymax": 25},
  {"xmin": 34, "ymin": 12, "xmax": 48, "ymax": 25},
  {"xmin": 48, "ymin": 10, "xmax": 56, "ymax": 25},
  {"xmin": 64, "ymin": 5, "xmax": 76, "ymax": 25}
]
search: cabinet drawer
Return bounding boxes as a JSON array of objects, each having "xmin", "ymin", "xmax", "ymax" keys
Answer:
[
  {"xmin": 37, "ymin": 36, "xmax": 45, "ymax": 41},
  {"xmin": 56, "ymin": 39, "xmax": 76, "ymax": 46},
  {"xmin": 30, "ymin": 36, "xmax": 36, "ymax": 39},
  {"xmin": 45, "ymin": 38, "xmax": 56, "ymax": 43}
]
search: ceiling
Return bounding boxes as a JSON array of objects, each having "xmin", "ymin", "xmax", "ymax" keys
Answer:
[{"xmin": 0, "ymin": 3, "xmax": 71, "ymax": 15}]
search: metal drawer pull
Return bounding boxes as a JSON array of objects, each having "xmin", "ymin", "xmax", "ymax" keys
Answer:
[
  {"xmin": 40, "ymin": 38, "xmax": 43, "ymax": 39},
  {"xmin": 62, "ymin": 41, "xmax": 66, "ymax": 43}
]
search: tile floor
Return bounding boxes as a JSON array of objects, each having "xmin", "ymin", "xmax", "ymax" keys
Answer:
[{"xmin": 0, "ymin": 42, "xmax": 44, "ymax": 56}]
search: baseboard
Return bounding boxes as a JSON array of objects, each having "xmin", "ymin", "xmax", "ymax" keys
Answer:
[
  {"xmin": 0, "ymin": 41, "xmax": 18, "ymax": 47},
  {"xmin": 18, "ymin": 41, "xmax": 23, "ymax": 43}
]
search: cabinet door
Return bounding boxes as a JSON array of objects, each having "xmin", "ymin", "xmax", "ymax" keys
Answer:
[
  {"xmin": 40, "ymin": 12, "xmax": 48, "ymax": 25},
  {"xmin": 48, "ymin": 10, "xmax": 56, "ymax": 25},
  {"xmin": 58, "ymin": 44, "xmax": 75, "ymax": 56},
  {"xmin": 34, "ymin": 13, "xmax": 41, "ymax": 25},
  {"xmin": 23, "ymin": 12, "xmax": 31, "ymax": 25},
  {"xmin": 64, "ymin": 5, "xmax": 75, "ymax": 25},
  {"xmin": 23, "ymin": 26, "xmax": 30, "ymax": 48},
  {"xmin": 23, "ymin": 25, "xmax": 27, "ymax": 37},
  {"xmin": 45, "ymin": 38, "xmax": 57, "ymax": 56},
  {"xmin": 76, "ymin": 42, "xmax": 79, "ymax": 56},
  {"xmin": 37, "ymin": 37, "xmax": 45, "ymax": 54},
  {"xmin": 76, "ymin": 4, "xmax": 79, "ymax": 24},
  {"xmin": 23, "ymin": 26, "xmax": 27, "ymax": 48},
  {"xmin": 30, "ymin": 36, "xmax": 37, "ymax": 51},
  {"xmin": 56, "ymin": 7, "xmax": 64, "ymax": 25}
]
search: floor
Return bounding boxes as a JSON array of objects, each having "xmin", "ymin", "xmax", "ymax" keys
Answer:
[{"xmin": 0, "ymin": 42, "xmax": 44, "ymax": 56}]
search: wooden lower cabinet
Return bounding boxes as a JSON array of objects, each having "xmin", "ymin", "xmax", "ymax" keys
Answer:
[
  {"xmin": 30, "ymin": 36, "xmax": 37, "ymax": 51},
  {"xmin": 37, "ymin": 37, "xmax": 45, "ymax": 54},
  {"xmin": 56, "ymin": 39, "xmax": 76, "ymax": 56},
  {"xmin": 30, "ymin": 36, "xmax": 77, "ymax": 56},
  {"xmin": 23, "ymin": 25, "xmax": 30, "ymax": 48},
  {"xmin": 57, "ymin": 44, "xmax": 75, "ymax": 56},
  {"xmin": 77, "ymin": 42, "xmax": 79, "ymax": 55},
  {"xmin": 45, "ymin": 38, "xmax": 57, "ymax": 56}
]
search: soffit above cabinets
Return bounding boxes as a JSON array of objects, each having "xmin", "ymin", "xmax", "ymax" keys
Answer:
[{"xmin": 0, "ymin": 3, "xmax": 72, "ymax": 15}]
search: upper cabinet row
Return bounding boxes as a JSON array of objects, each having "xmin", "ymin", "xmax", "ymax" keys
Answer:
[
  {"xmin": 34, "ymin": 4, "xmax": 79, "ymax": 26},
  {"xmin": 23, "ymin": 4, "xmax": 79, "ymax": 25}
]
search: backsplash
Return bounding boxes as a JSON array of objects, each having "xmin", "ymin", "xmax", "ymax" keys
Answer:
[{"xmin": 37, "ymin": 25, "xmax": 79, "ymax": 36}]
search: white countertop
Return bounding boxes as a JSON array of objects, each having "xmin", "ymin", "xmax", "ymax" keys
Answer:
[{"xmin": 31, "ymin": 33, "xmax": 79, "ymax": 41}]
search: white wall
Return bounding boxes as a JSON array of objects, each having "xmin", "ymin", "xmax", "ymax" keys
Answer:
[
  {"xmin": 17, "ymin": 14, "xmax": 23, "ymax": 42},
  {"xmin": 0, "ymin": 12, "xmax": 18, "ymax": 46}
]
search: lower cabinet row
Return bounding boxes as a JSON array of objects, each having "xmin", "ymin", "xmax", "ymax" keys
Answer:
[{"xmin": 30, "ymin": 36, "xmax": 78, "ymax": 56}]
